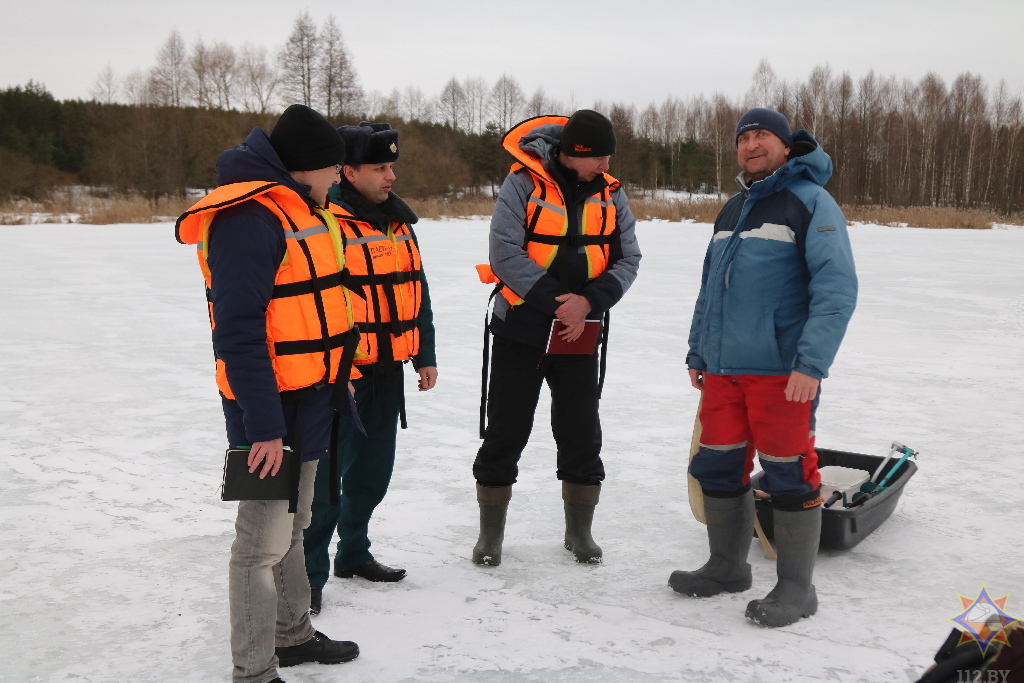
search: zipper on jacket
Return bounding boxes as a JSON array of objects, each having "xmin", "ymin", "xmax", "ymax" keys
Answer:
[{"xmin": 725, "ymin": 262, "xmax": 732, "ymax": 289}]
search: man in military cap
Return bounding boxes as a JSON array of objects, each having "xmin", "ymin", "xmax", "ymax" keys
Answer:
[{"xmin": 304, "ymin": 122, "xmax": 437, "ymax": 614}]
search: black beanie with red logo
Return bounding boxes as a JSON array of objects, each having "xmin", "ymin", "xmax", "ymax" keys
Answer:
[{"xmin": 560, "ymin": 109, "xmax": 616, "ymax": 157}]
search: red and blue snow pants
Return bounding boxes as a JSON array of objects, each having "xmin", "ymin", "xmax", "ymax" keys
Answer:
[{"xmin": 688, "ymin": 374, "xmax": 822, "ymax": 508}]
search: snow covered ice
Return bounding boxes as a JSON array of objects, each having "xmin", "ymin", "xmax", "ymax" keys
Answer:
[{"xmin": 1, "ymin": 220, "xmax": 1022, "ymax": 682}]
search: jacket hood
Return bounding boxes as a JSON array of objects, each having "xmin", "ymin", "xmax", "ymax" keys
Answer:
[
  {"xmin": 215, "ymin": 127, "xmax": 312, "ymax": 198},
  {"xmin": 502, "ymin": 116, "xmax": 569, "ymax": 178},
  {"xmin": 739, "ymin": 129, "xmax": 833, "ymax": 195}
]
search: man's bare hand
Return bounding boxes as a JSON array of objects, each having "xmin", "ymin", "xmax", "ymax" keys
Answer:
[
  {"xmin": 785, "ymin": 370, "xmax": 820, "ymax": 403},
  {"xmin": 554, "ymin": 293, "xmax": 592, "ymax": 328},
  {"xmin": 558, "ymin": 320, "xmax": 586, "ymax": 342},
  {"xmin": 248, "ymin": 438, "xmax": 284, "ymax": 479},
  {"xmin": 688, "ymin": 368, "xmax": 704, "ymax": 390},
  {"xmin": 417, "ymin": 366, "xmax": 438, "ymax": 391}
]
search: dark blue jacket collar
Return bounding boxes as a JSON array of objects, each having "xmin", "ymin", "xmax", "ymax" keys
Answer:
[{"xmin": 215, "ymin": 127, "xmax": 314, "ymax": 200}]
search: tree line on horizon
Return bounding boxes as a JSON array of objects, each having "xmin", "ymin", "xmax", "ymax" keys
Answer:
[{"xmin": 0, "ymin": 14, "xmax": 1022, "ymax": 216}]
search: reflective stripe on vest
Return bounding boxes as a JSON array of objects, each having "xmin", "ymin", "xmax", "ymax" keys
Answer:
[
  {"xmin": 176, "ymin": 182, "xmax": 358, "ymax": 398},
  {"xmin": 331, "ymin": 204, "xmax": 423, "ymax": 364}
]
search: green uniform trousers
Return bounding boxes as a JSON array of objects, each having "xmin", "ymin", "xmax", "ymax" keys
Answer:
[{"xmin": 303, "ymin": 363, "xmax": 403, "ymax": 588}]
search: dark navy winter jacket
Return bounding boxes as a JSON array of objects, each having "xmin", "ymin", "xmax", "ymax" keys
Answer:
[
  {"xmin": 687, "ymin": 130, "xmax": 857, "ymax": 380},
  {"xmin": 206, "ymin": 128, "xmax": 334, "ymax": 458}
]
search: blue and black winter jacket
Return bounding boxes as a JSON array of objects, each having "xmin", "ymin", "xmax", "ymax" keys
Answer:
[
  {"xmin": 206, "ymin": 128, "xmax": 335, "ymax": 456},
  {"xmin": 687, "ymin": 130, "xmax": 857, "ymax": 380}
]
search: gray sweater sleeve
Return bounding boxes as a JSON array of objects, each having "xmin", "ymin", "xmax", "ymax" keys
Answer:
[
  {"xmin": 580, "ymin": 185, "xmax": 642, "ymax": 314},
  {"xmin": 489, "ymin": 171, "xmax": 568, "ymax": 315}
]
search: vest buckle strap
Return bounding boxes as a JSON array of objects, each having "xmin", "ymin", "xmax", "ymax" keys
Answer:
[{"xmin": 527, "ymin": 233, "xmax": 613, "ymax": 247}]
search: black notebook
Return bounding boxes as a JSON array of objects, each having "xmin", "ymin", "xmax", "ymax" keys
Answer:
[{"xmin": 221, "ymin": 448, "xmax": 297, "ymax": 501}]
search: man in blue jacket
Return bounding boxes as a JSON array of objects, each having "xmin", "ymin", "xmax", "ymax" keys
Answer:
[
  {"xmin": 669, "ymin": 108, "xmax": 857, "ymax": 627},
  {"xmin": 177, "ymin": 105, "xmax": 361, "ymax": 682}
]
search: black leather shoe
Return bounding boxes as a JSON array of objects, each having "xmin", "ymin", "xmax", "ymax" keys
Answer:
[
  {"xmin": 309, "ymin": 587, "xmax": 322, "ymax": 616},
  {"xmin": 275, "ymin": 630, "xmax": 359, "ymax": 667},
  {"xmin": 334, "ymin": 559, "xmax": 406, "ymax": 582}
]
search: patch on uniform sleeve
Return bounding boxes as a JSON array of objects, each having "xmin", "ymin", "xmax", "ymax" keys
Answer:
[{"xmin": 817, "ymin": 226, "xmax": 836, "ymax": 232}]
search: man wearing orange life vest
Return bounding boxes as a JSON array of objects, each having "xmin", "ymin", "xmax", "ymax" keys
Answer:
[
  {"xmin": 176, "ymin": 104, "xmax": 360, "ymax": 682},
  {"xmin": 303, "ymin": 122, "xmax": 437, "ymax": 612},
  {"xmin": 473, "ymin": 110, "xmax": 641, "ymax": 566}
]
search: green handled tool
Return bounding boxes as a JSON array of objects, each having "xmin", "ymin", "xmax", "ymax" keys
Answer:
[{"xmin": 849, "ymin": 442, "xmax": 918, "ymax": 507}]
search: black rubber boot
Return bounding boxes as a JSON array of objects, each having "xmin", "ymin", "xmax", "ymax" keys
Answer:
[
  {"xmin": 472, "ymin": 484, "xmax": 511, "ymax": 566},
  {"xmin": 669, "ymin": 491, "xmax": 754, "ymax": 597},
  {"xmin": 746, "ymin": 505, "xmax": 821, "ymax": 627},
  {"xmin": 562, "ymin": 482, "xmax": 602, "ymax": 564},
  {"xmin": 309, "ymin": 586, "xmax": 322, "ymax": 616}
]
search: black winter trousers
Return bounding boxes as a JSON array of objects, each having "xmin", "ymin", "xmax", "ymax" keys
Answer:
[{"xmin": 473, "ymin": 335, "xmax": 604, "ymax": 487}]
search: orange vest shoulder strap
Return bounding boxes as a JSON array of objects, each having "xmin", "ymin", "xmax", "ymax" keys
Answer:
[{"xmin": 175, "ymin": 182, "xmax": 286, "ymax": 244}]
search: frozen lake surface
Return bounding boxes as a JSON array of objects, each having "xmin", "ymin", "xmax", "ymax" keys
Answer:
[{"xmin": 1, "ymin": 220, "xmax": 1022, "ymax": 682}]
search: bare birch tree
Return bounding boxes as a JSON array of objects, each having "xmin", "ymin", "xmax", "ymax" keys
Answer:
[
  {"xmin": 149, "ymin": 31, "xmax": 190, "ymax": 107},
  {"xmin": 190, "ymin": 39, "xmax": 214, "ymax": 108},
  {"xmin": 318, "ymin": 16, "xmax": 363, "ymax": 119},
  {"xmin": 90, "ymin": 64, "xmax": 119, "ymax": 104},
  {"xmin": 463, "ymin": 77, "xmax": 489, "ymax": 134},
  {"xmin": 279, "ymin": 12, "xmax": 319, "ymax": 108},
  {"xmin": 437, "ymin": 77, "xmax": 467, "ymax": 130},
  {"xmin": 209, "ymin": 42, "xmax": 237, "ymax": 110},
  {"xmin": 237, "ymin": 44, "xmax": 279, "ymax": 114},
  {"xmin": 402, "ymin": 86, "xmax": 432, "ymax": 122},
  {"xmin": 489, "ymin": 74, "xmax": 525, "ymax": 131}
]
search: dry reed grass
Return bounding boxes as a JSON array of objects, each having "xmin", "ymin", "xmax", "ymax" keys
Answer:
[
  {"xmin": 0, "ymin": 191, "xmax": 193, "ymax": 225},
  {"xmin": 3, "ymin": 190, "xmax": 1021, "ymax": 229},
  {"xmin": 843, "ymin": 204, "xmax": 1022, "ymax": 230},
  {"xmin": 406, "ymin": 196, "xmax": 498, "ymax": 220},
  {"xmin": 629, "ymin": 197, "xmax": 728, "ymax": 223}
]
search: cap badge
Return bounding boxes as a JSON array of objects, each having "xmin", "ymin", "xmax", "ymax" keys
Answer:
[{"xmin": 390, "ymin": 143, "xmax": 397, "ymax": 153}]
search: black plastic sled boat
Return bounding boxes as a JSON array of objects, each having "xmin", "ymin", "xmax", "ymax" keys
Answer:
[{"xmin": 751, "ymin": 447, "xmax": 918, "ymax": 551}]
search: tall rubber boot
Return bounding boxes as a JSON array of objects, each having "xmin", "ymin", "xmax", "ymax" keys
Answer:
[
  {"xmin": 562, "ymin": 482, "xmax": 602, "ymax": 564},
  {"xmin": 472, "ymin": 484, "xmax": 511, "ymax": 566},
  {"xmin": 669, "ymin": 491, "xmax": 755, "ymax": 596},
  {"xmin": 746, "ymin": 505, "xmax": 821, "ymax": 626}
]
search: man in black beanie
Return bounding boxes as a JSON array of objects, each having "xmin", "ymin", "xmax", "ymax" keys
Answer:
[
  {"xmin": 176, "ymin": 103, "xmax": 361, "ymax": 682},
  {"xmin": 303, "ymin": 122, "xmax": 438, "ymax": 610},
  {"xmin": 471, "ymin": 110, "xmax": 641, "ymax": 567}
]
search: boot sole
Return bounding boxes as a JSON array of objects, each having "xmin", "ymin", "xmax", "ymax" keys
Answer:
[
  {"xmin": 472, "ymin": 551, "xmax": 501, "ymax": 566},
  {"xmin": 744, "ymin": 597, "xmax": 818, "ymax": 627},
  {"xmin": 668, "ymin": 571, "xmax": 751, "ymax": 597},
  {"xmin": 564, "ymin": 542, "xmax": 602, "ymax": 564},
  {"xmin": 334, "ymin": 570, "xmax": 406, "ymax": 582},
  {"xmin": 278, "ymin": 645, "xmax": 360, "ymax": 667}
]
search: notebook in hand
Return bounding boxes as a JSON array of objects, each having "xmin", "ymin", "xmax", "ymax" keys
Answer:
[
  {"xmin": 546, "ymin": 320, "xmax": 601, "ymax": 355},
  {"xmin": 221, "ymin": 448, "xmax": 297, "ymax": 501}
]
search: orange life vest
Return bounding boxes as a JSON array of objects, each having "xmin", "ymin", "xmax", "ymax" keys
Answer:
[
  {"xmin": 331, "ymin": 203, "xmax": 422, "ymax": 365},
  {"xmin": 477, "ymin": 115, "xmax": 620, "ymax": 306},
  {"xmin": 175, "ymin": 181, "xmax": 361, "ymax": 399}
]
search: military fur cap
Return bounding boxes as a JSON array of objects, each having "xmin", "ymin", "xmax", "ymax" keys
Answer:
[{"xmin": 337, "ymin": 122, "xmax": 400, "ymax": 166}]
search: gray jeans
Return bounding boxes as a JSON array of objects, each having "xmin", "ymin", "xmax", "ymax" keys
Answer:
[{"xmin": 229, "ymin": 459, "xmax": 318, "ymax": 683}]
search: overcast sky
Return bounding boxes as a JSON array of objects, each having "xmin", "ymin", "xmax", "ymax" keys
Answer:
[{"xmin": 2, "ymin": 0, "xmax": 1021, "ymax": 108}]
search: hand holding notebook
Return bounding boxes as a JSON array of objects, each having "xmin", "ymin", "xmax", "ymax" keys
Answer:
[{"xmin": 546, "ymin": 320, "xmax": 601, "ymax": 355}]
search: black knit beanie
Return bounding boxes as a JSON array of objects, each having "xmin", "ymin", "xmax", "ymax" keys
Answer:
[
  {"xmin": 735, "ymin": 108, "xmax": 793, "ymax": 148},
  {"xmin": 338, "ymin": 122, "xmax": 400, "ymax": 166},
  {"xmin": 560, "ymin": 109, "xmax": 616, "ymax": 157},
  {"xmin": 269, "ymin": 104, "xmax": 347, "ymax": 172}
]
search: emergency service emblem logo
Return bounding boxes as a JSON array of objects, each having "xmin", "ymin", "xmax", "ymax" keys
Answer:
[{"xmin": 949, "ymin": 585, "xmax": 1020, "ymax": 656}]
